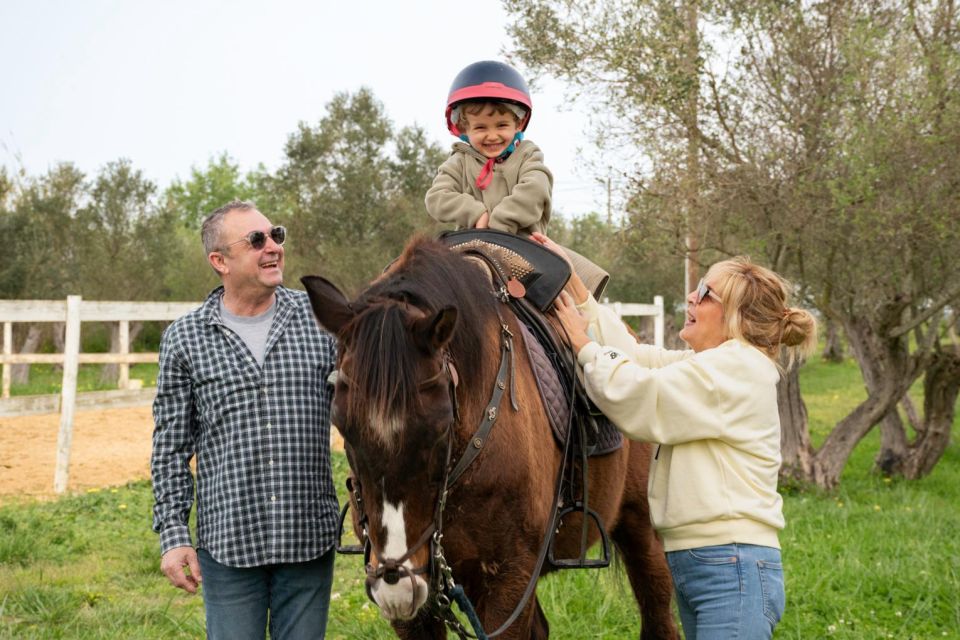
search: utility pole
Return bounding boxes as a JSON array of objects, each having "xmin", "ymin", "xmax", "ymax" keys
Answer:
[
  {"xmin": 682, "ymin": 0, "xmax": 701, "ymax": 298},
  {"xmin": 597, "ymin": 173, "xmax": 613, "ymax": 224}
]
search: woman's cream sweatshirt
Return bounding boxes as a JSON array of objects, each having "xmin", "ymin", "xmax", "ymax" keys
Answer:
[{"xmin": 576, "ymin": 296, "xmax": 784, "ymax": 552}]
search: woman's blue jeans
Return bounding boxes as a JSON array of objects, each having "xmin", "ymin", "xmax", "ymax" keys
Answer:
[
  {"xmin": 197, "ymin": 546, "xmax": 335, "ymax": 640},
  {"xmin": 666, "ymin": 543, "xmax": 785, "ymax": 640}
]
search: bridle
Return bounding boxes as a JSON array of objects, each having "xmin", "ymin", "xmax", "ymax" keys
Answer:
[{"xmin": 339, "ymin": 313, "xmax": 517, "ymax": 637}]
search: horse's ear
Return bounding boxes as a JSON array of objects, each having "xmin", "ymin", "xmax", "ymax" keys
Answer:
[
  {"xmin": 301, "ymin": 275, "xmax": 355, "ymax": 334},
  {"xmin": 413, "ymin": 306, "xmax": 458, "ymax": 353}
]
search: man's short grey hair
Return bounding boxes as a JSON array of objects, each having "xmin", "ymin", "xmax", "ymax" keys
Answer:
[{"xmin": 201, "ymin": 200, "xmax": 258, "ymax": 254}]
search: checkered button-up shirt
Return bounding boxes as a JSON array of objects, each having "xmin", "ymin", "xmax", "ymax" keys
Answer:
[{"xmin": 151, "ymin": 286, "xmax": 339, "ymax": 567}]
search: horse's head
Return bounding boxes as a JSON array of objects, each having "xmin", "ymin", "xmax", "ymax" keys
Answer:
[{"xmin": 302, "ymin": 252, "xmax": 472, "ymax": 621}]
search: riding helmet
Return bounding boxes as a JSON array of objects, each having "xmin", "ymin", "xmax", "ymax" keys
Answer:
[{"xmin": 445, "ymin": 60, "xmax": 533, "ymax": 136}]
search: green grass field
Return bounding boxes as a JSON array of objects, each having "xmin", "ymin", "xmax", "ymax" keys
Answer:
[{"xmin": 1, "ymin": 355, "xmax": 958, "ymax": 638}]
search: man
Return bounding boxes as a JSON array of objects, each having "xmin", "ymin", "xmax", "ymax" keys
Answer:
[{"xmin": 151, "ymin": 200, "xmax": 339, "ymax": 639}]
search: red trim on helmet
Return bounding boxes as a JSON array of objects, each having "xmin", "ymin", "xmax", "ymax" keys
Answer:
[
  {"xmin": 447, "ymin": 84, "xmax": 532, "ymax": 110},
  {"xmin": 445, "ymin": 84, "xmax": 533, "ymax": 136}
]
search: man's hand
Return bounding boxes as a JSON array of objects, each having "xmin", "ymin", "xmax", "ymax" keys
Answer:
[
  {"xmin": 161, "ymin": 546, "xmax": 203, "ymax": 594},
  {"xmin": 475, "ymin": 211, "xmax": 490, "ymax": 229}
]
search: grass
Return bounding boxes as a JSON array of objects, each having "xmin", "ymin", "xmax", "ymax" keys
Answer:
[
  {"xmin": 7, "ymin": 364, "xmax": 159, "ymax": 397},
  {"xmin": 1, "ymin": 356, "xmax": 958, "ymax": 638}
]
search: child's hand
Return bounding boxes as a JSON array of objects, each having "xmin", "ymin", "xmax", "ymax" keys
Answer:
[{"xmin": 475, "ymin": 212, "xmax": 490, "ymax": 229}]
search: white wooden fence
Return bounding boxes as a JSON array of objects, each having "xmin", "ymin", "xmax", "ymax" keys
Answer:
[
  {"xmin": 602, "ymin": 296, "xmax": 665, "ymax": 347},
  {"xmin": 0, "ymin": 294, "xmax": 664, "ymax": 494},
  {"xmin": 0, "ymin": 297, "xmax": 198, "ymax": 493}
]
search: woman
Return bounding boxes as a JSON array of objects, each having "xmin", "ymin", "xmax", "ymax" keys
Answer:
[{"xmin": 535, "ymin": 234, "xmax": 816, "ymax": 640}]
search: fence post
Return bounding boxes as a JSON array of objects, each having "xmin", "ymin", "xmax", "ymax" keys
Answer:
[
  {"xmin": 654, "ymin": 296, "xmax": 664, "ymax": 348},
  {"xmin": 2, "ymin": 322, "xmax": 10, "ymax": 399},
  {"xmin": 54, "ymin": 295, "xmax": 82, "ymax": 494},
  {"xmin": 118, "ymin": 320, "xmax": 130, "ymax": 390}
]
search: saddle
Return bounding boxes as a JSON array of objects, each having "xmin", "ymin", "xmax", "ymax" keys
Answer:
[{"xmin": 439, "ymin": 229, "xmax": 622, "ymax": 457}]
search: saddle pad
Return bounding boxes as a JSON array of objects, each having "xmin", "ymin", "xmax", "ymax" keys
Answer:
[
  {"xmin": 518, "ymin": 322, "xmax": 570, "ymax": 445},
  {"xmin": 440, "ymin": 229, "xmax": 571, "ymax": 312},
  {"xmin": 518, "ymin": 323, "xmax": 623, "ymax": 456}
]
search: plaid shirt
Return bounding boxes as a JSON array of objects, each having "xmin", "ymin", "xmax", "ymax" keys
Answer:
[{"xmin": 151, "ymin": 286, "xmax": 339, "ymax": 567}]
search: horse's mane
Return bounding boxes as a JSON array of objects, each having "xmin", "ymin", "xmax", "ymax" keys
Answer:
[{"xmin": 344, "ymin": 236, "xmax": 499, "ymax": 440}]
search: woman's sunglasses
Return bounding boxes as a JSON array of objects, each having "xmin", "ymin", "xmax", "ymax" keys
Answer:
[
  {"xmin": 224, "ymin": 225, "xmax": 286, "ymax": 251},
  {"xmin": 695, "ymin": 278, "xmax": 722, "ymax": 305}
]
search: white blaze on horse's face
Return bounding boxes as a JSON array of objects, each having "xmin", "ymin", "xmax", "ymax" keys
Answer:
[
  {"xmin": 371, "ymin": 499, "xmax": 429, "ymax": 620},
  {"xmin": 369, "ymin": 412, "xmax": 404, "ymax": 449}
]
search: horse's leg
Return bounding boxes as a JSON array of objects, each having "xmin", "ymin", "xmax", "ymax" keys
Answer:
[
  {"xmin": 612, "ymin": 448, "xmax": 680, "ymax": 639},
  {"xmin": 390, "ymin": 608, "xmax": 447, "ymax": 639},
  {"xmin": 469, "ymin": 567, "xmax": 547, "ymax": 640}
]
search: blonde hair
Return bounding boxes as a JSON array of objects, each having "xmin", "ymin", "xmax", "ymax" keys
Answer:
[{"xmin": 706, "ymin": 257, "xmax": 818, "ymax": 369}]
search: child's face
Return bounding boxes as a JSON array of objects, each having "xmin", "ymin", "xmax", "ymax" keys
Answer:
[{"xmin": 462, "ymin": 107, "xmax": 521, "ymax": 159}]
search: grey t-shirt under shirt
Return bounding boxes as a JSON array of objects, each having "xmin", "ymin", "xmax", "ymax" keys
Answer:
[{"xmin": 219, "ymin": 296, "xmax": 276, "ymax": 367}]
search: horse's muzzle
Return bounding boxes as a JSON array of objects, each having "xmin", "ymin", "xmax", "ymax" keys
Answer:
[{"xmin": 367, "ymin": 561, "xmax": 429, "ymax": 620}]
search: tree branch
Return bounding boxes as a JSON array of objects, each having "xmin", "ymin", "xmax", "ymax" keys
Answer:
[{"xmin": 889, "ymin": 278, "xmax": 960, "ymax": 338}]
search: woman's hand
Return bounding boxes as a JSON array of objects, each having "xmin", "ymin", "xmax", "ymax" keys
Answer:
[
  {"xmin": 530, "ymin": 232, "xmax": 590, "ymax": 305},
  {"xmin": 553, "ymin": 291, "xmax": 592, "ymax": 353},
  {"xmin": 475, "ymin": 211, "xmax": 490, "ymax": 229},
  {"xmin": 530, "ymin": 232, "xmax": 571, "ymax": 267}
]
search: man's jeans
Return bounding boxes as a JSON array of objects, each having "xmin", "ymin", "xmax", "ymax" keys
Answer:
[
  {"xmin": 197, "ymin": 547, "xmax": 335, "ymax": 640},
  {"xmin": 666, "ymin": 543, "xmax": 785, "ymax": 640}
]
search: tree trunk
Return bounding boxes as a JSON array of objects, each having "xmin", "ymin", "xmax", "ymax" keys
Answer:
[
  {"xmin": 808, "ymin": 314, "xmax": 920, "ymax": 489},
  {"xmin": 821, "ymin": 317, "xmax": 844, "ymax": 362},
  {"xmin": 11, "ymin": 324, "xmax": 44, "ymax": 385},
  {"xmin": 875, "ymin": 408, "xmax": 911, "ymax": 476},
  {"xmin": 778, "ymin": 362, "xmax": 813, "ymax": 481},
  {"xmin": 901, "ymin": 347, "xmax": 960, "ymax": 479}
]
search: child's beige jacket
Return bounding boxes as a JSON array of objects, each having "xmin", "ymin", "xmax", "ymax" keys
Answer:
[{"xmin": 425, "ymin": 139, "xmax": 552, "ymax": 235}]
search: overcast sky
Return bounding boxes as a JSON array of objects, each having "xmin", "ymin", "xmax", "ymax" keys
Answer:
[{"xmin": 1, "ymin": 0, "xmax": 614, "ymax": 218}]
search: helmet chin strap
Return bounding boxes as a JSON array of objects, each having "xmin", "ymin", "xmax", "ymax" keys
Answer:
[{"xmin": 473, "ymin": 131, "xmax": 524, "ymax": 191}]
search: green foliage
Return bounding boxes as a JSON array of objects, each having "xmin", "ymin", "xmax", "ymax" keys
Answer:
[
  {"xmin": 272, "ymin": 88, "xmax": 446, "ymax": 294},
  {"xmin": 162, "ymin": 153, "xmax": 265, "ymax": 230}
]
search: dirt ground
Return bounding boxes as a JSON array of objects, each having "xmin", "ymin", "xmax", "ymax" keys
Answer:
[
  {"xmin": 0, "ymin": 405, "xmax": 154, "ymax": 502},
  {"xmin": 0, "ymin": 405, "xmax": 346, "ymax": 503}
]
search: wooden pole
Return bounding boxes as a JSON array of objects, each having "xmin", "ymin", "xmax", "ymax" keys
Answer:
[
  {"xmin": 118, "ymin": 320, "xmax": 130, "ymax": 390},
  {"xmin": 2, "ymin": 322, "xmax": 11, "ymax": 399},
  {"xmin": 54, "ymin": 295, "xmax": 82, "ymax": 494}
]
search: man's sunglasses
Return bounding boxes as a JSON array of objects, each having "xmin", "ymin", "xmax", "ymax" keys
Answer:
[
  {"xmin": 694, "ymin": 278, "xmax": 721, "ymax": 305},
  {"xmin": 224, "ymin": 225, "xmax": 286, "ymax": 251}
]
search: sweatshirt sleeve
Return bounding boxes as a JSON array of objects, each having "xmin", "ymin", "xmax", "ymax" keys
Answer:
[
  {"xmin": 488, "ymin": 146, "xmax": 553, "ymax": 234},
  {"xmin": 425, "ymin": 153, "xmax": 487, "ymax": 228},
  {"xmin": 578, "ymin": 295, "xmax": 693, "ymax": 367},
  {"xmin": 576, "ymin": 341, "xmax": 735, "ymax": 445}
]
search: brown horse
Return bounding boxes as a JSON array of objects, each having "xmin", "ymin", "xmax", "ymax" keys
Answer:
[{"xmin": 303, "ymin": 236, "xmax": 677, "ymax": 639}]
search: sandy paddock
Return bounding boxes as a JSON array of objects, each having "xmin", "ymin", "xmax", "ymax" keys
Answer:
[
  {"xmin": 0, "ymin": 405, "xmax": 345, "ymax": 503},
  {"xmin": 0, "ymin": 406, "xmax": 154, "ymax": 502}
]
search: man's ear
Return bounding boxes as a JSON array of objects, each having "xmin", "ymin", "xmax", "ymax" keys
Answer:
[{"xmin": 208, "ymin": 251, "xmax": 228, "ymax": 276}]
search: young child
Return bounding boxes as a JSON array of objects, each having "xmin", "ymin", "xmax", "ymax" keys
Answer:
[{"xmin": 425, "ymin": 60, "xmax": 609, "ymax": 297}]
